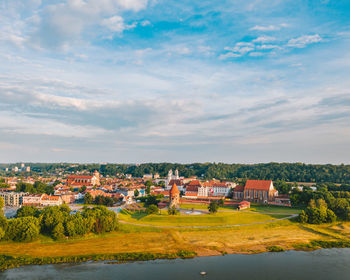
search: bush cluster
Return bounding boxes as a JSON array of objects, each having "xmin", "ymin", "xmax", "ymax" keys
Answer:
[{"xmin": 0, "ymin": 204, "xmax": 118, "ymax": 242}]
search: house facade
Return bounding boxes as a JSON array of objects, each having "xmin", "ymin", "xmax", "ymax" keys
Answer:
[
  {"xmin": 66, "ymin": 171, "xmax": 100, "ymax": 187},
  {"xmin": 0, "ymin": 192, "xmax": 27, "ymax": 207}
]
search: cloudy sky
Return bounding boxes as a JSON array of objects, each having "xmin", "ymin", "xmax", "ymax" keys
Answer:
[{"xmin": 0, "ymin": 0, "xmax": 350, "ymax": 164}]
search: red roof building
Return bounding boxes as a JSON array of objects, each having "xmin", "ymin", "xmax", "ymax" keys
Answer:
[{"xmin": 244, "ymin": 180, "xmax": 277, "ymax": 203}]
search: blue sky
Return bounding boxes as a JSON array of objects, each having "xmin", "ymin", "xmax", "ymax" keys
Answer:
[{"xmin": 0, "ymin": 0, "xmax": 350, "ymax": 163}]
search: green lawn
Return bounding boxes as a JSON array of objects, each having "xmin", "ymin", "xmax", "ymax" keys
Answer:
[
  {"xmin": 119, "ymin": 210, "xmax": 288, "ymax": 227},
  {"xmin": 180, "ymin": 203, "xmax": 236, "ymax": 211},
  {"xmin": 247, "ymin": 203, "xmax": 303, "ymax": 214}
]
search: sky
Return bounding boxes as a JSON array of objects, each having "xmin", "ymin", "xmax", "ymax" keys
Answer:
[{"xmin": 0, "ymin": 0, "xmax": 350, "ymax": 164}]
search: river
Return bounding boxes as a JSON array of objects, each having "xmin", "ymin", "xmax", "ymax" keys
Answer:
[{"xmin": 1, "ymin": 248, "xmax": 349, "ymax": 280}]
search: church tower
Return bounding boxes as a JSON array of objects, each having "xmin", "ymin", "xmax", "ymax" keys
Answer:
[{"xmin": 175, "ymin": 169, "xmax": 179, "ymax": 179}]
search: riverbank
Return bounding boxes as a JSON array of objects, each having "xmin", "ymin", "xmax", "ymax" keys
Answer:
[
  {"xmin": 1, "ymin": 238, "xmax": 350, "ymax": 272},
  {"xmin": 0, "ymin": 251, "xmax": 197, "ymax": 272},
  {"xmin": 4, "ymin": 248, "xmax": 350, "ymax": 280},
  {"xmin": 0, "ymin": 218, "xmax": 350, "ymax": 271}
]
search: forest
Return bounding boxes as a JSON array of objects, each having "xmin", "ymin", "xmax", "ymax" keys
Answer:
[{"xmin": 2, "ymin": 162, "xmax": 350, "ymax": 183}]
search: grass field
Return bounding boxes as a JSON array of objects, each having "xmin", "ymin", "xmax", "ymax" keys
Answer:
[
  {"xmin": 119, "ymin": 209, "xmax": 288, "ymax": 227},
  {"xmin": 247, "ymin": 203, "xmax": 303, "ymax": 214},
  {"xmin": 179, "ymin": 202, "xmax": 303, "ymax": 214},
  {"xmin": 1, "ymin": 220, "xmax": 350, "ymax": 258}
]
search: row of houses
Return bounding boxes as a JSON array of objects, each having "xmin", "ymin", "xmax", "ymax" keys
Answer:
[{"xmin": 0, "ymin": 192, "xmax": 64, "ymax": 207}]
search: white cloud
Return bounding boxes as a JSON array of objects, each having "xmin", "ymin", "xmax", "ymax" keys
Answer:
[
  {"xmin": 252, "ymin": 36, "xmax": 276, "ymax": 43},
  {"xmin": 250, "ymin": 23, "xmax": 288, "ymax": 31},
  {"xmin": 256, "ymin": 44, "xmax": 279, "ymax": 50},
  {"xmin": 116, "ymin": 0, "xmax": 148, "ymax": 11},
  {"xmin": 102, "ymin": 16, "xmax": 136, "ymax": 33},
  {"xmin": 249, "ymin": 52, "xmax": 264, "ymax": 57},
  {"xmin": 287, "ymin": 34, "xmax": 322, "ymax": 48},
  {"xmin": 141, "ymin": 20, "xmax": 151, "ymax": 26},
  {"xmin": 219, "ymin": 52, "xmax": 242, "ymax": 59},
  {"xmin": 29, "ymin": 0, "xmax": 149, "ymax": 49},
  {"xmin": 250, "ymin": 25, "xmax": 279, "ymax": 31}
]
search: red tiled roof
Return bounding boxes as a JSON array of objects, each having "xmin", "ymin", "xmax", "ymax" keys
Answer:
[
  {"xmin": 67, "ymin": 175, "xmax": 93, "ymax": 179},
  {"xmin": 213, "ymin": 183, "xmax": 227, "ymax": 188},
  {"xmin": 245, "ymin": 180, "xmax": 272, "ymax": 191},
  {"xmin": 168, "ymin": 179, "xmax": 183, "ymax": 186},
  {"xmin": 186, "ymin": 185, "xmax": 199, "ymax": 192},
  {"xmin": 184, "ymin": 193, "xmax": 198, "ymax": 197},
  {"xmin": 170, "ymin": 183, "xmax": 180, "ymax": 196},
  {"xmin": 151, "ymin": 190, "xmax": 169, "ymax": 196},
  {"xmin": 234, "ymin": 185, "xmax": 245, "ymax": 192},
  {"xmin": 187, "ymin": 180, "xmax": 202, "ymax": 187},
  {"xmin": 41, "ymin": 194, "xmax": 60, "ymax": 201}
]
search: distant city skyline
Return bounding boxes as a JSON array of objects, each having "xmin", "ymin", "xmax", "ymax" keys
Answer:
[{"xmin": 1, "ymin": 1, "xmax": 350, "ymax": 164}]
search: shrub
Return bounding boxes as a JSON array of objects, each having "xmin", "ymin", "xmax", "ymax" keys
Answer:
[
  {"xmin": 267, "ymin": 246, "xmax": 285, "ymax": 252},
  {"xmin": 146, "ymin": 205, "xmax": 159, "ymax": 214}
]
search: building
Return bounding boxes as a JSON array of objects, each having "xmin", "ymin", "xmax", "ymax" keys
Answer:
[
  {"xmin": 184, "ymin": 180, "xmax": 201, "ymax": 198},
  {"xmin": 66, "ymin": 170, "xmax": 100, "ymax": 187},
  {"xmin": 60, "ymin": 193, "xmax": 76, "ymax": 204},
  {"xmin": 165, "ymin": 169, "xmax": 182, "ymax": 187},
  {"xmin": 40, "ymin": 194, "xmax": 63, "ymax": 206},
  {"xmin": 233, "ymin": 185, "xmax": 245, "ymax": 200},
  {"xmin": 85, "ymin": 189, "xmax": 112, "ymax": 198},
  {"xmin": 143, "ymin": 174, "xmax": 153, "ymax": 181},
  {"xmin": 206, "ymin": 181, "xmax": 231, "ymax": 197},
  {"xmin": 166, "ymin": 179, "xmax": 184, "ymax": 191},
  {"xmin": 0, "ymin": 192, "xmax": 27, "ymax": 207},
  {"xmin": 243, "ymin": 180, "xmax": 278, "ymax": 203},
  {"xmin": 237, "ymin": 201, "xmax": 250, "ymax": 210},
  {"xmin": 22, "ymin": 194, "xmax": 44, "ymax": 206},
  {"xmin": 169, "ymin": 184, "xmax": 180, "ymax": 208}
]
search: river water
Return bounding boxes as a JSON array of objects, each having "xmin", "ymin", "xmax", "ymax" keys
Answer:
[{"xmin": 1, "ymin": 248, "xmax": 350, "ymax": 280}]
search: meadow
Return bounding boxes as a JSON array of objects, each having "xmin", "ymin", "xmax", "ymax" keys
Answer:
[{"xmin": 0, "ymin": 204, "xmax": 350, "ymax": 263}]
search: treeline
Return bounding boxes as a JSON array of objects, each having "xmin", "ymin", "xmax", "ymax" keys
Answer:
[
  {"xmin": 84, "ymin": 193, "xmax": 121, "ymax": 206},
  {"xmin": 15, "ymin": 181, "xmax": 54, "ymax": 194},
  {"xmin": 1, "ymin": 205, "xmax": 118, "ymax": 242},
  {"xmin": 292, "ymin": 187, "xmax": 350, "ymax": 224},
  {"xmin": 3, "ymin": 162, "xmax": 350, "ymax": 183}
]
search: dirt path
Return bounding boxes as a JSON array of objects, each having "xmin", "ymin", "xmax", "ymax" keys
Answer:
[{"xmin": 118, "ymin": 213, "xmax": 298, "ymax": 229}]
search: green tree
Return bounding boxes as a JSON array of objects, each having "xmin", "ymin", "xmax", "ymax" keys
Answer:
[
  {"xmin": 208, "ymin": 201, "xmax": 218, "ymax": 214},
  {"xmin": 79, "ymin": 185, "xmax": 87, "ymax": 193},
  {"xmin": 134, "ymin": 189, "xmax": 140, "ymax": 197},
  {"xmin": 168, "ymin": 206, "xmax": 178, "ymax": 215},
  {"xmin": 298, "ymin": 210, "xmax": 308, "ymax": 223},
  {"xmin": 146, "ymin": 205, "xmax": 159, "ymax": 214},
  {"xmin": 84, "ymin": 192, "xmax": 93, "ymax": 204},
  {"xmin": 5, "ymin": 217, "xmax": 40, "ymax": 242},
  {"xmin": 39, "ymin": 206, "xmax": 67, "ymax": 236},
  {"xmin": 145, "ymin": 181, "xmax": 153, "ymax": 187},
  {"xmin": 16, "ymin": 206, "xmax": 39, "ymax": 218},
  {"xmin": 326, "ymin": 209, "xmax": 337, "ymax": 223},
  {"xmin": 52, "ymin": 223, "xmax": 65, "ymax": 240},
  {"xmin": 0, "ymin": 197, "xmax": 4, "ymax": 217}
]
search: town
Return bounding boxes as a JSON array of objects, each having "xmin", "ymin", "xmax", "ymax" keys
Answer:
[
  {"xmin": 0, "ymin": 164, "xmax": 296, "ymax": 215},
  {"xmin": 0, "ymin": 162, "xmax": 350, "ymax": 272}
]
